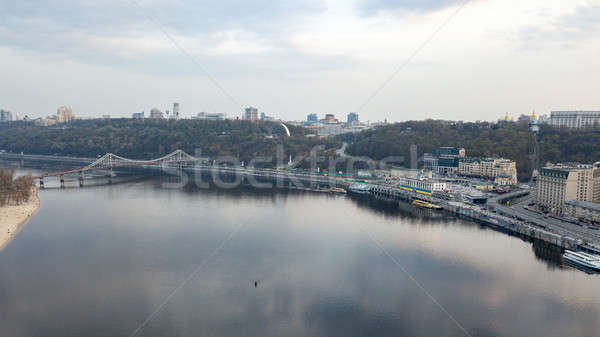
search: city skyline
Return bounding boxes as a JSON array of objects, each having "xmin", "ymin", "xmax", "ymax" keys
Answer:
[
  {"xmin": 2, "ymin": 1, "xmax": 600, "ymax": 335},
  {"xmin": 1, "ymin": 1, "xmax": 599, "ymax": 121}
]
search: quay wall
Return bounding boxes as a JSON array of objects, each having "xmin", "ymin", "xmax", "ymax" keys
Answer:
[{"xmin": 370, "ymin": 185, "xmax": 579, "ymax": 250}]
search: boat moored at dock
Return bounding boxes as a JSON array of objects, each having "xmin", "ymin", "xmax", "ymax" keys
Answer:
[
  {"xmin": 348, "ymin": 184, "xmax": 372, "ymax": 195},
  {"xmin": 412, "ymin": 200, "xmax": 443, "ymax": 210},
  {"xmin": 562, "ymin": 250, "xmax": 600, "ymax": 271}
]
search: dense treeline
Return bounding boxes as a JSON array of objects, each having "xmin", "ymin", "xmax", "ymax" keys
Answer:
[
  {"xmin": 2, "ymin": 119, "xmax": 598, "ymax": 180},
  {"xmin": 343, "ymin": 120, "xmax": 600, "ymax": 181},
  {"xmin": 0, "ymin": 168, "xmax": 35, "ymax": 206},
  {"xmin": 0, "ymin": 119, "xmax": 342, "ymax": 166}
]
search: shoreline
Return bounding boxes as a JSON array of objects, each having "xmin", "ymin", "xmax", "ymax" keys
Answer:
[{"xmin": 0, "ymin": 188, "xmax": 40, "ymax": 251}]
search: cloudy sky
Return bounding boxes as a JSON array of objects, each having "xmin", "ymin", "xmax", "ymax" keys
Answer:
[{"xmin": 1, "ymin": 0, "xmax": 599, "ymax": 121}]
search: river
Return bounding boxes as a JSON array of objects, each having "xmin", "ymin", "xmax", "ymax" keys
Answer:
[{"xmin": 0, "ymin": 165, "xmax": 599, "ymax": 337}]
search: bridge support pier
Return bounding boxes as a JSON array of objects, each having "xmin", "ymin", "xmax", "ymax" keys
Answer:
[
  {"xmin": 60, "ymin": 175, "xmax": 65, "ymax": 188},
  {"xmin": 39, "ymin": 178, "xmax": 44, "ymax": 189},
  {"xmin": 79, "ymin": 172, "xmax": 85, "ymax": 187}
]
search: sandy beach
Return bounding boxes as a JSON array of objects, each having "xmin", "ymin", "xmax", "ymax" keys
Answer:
[{"xmin": 0, "ymin": 188, "xmax": 40, "ymax": 251}]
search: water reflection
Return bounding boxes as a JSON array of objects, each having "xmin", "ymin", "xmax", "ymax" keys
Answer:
[{"xmin": 0, "ymin": 169, "xmax": 599, "ymax": 336}]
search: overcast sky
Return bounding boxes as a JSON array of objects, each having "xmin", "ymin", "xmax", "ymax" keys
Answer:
[{"xmin": 1, "ymin": 0, "xmax": 599, "ymax": 121}]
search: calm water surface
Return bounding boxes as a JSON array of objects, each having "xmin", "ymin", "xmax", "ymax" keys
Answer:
[{"xmin": 0, "ymin": 169, "xmax": 599, "ymax": 337}]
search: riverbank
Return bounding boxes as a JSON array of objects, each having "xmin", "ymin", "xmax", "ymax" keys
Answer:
[{"xmin": 0, "ymin": 188, "xmax": 40, "ymax": 251}]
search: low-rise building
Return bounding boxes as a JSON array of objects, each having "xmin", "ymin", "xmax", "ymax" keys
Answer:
[
  {"xmin": 43, "ymin": 116, "xmax": 58, "ymax": 126},
  {"xmin": 550, "ymin": 111, "xmax": 600, "ymax": 129},
  {"xmin": 537, "ymin": 164, "xmax": 599, "ymax": 214},
  {"xmin": 318, "ymin": 123, "xmax": 343, "ymax": 136},
  {"xmin": 390, "ymin": 168, "xmax": 421, "ymax": 179},
  {"xmin": 458, "ymin": 157, "xmax": 518, "ymax": 185},
  {"xmin": 564, "ymin": 200, "xmax": 600, "ymax": 224},
  {"xmin": 194, "ymin": 112, "xmax": 225, "ymax": 120},
  {"xmin": 321, "ymin": 114, "xmax": 339, "ymax": 124},
  {"xmin": 395, "ymin": 177, "xmax": 447, "ymax": 195},
  {"xmin": 150, "ymin": 108, "xmax": 164, "ymax": 119}
]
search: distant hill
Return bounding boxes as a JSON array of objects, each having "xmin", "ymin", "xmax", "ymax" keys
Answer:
[
  {"xmin": 343, "ymin": 120, "xmax": 600, "ymax": 181},
  {"xmin": 2, "ymin": 119, "xmax": 598, "ymax": 179},
  {"xmin": 0, "ymin": 119, "xmax": 341, "ymax": 167}
]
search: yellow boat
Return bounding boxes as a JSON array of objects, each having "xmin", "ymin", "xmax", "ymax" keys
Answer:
[
  {"xmin": 329, "ymin": 187, "xmax": 347, "ymax": 194},
  {"xmin": 412, "ymin": 200, "xmax": 442, "ymax": 210}
]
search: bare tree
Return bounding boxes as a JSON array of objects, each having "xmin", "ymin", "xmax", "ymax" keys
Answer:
[{"xmin": 0, "ymin": 168, "xmax": 34, "ymax": 206}]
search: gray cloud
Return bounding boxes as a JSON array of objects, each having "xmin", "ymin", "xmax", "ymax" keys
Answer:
[
  {"xmin": 517, "ymin": 3, "xmax": 600, "ymax": 50},
  {"xmin": 0, "ymin": 0, "xmax": 325, "ymax": 34},
  {"xmin": 0, "ymin": 0, "xmax": 327, "ymax": 70},
  {"xmin": 359, "ymin": 0, "xmax": 460, "ymax": 16}
]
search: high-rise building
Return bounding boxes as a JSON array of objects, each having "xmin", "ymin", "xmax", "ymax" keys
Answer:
[
  {"xmin": 307, "ymin": 113, "xmax": 318, "ymax": 123},
  {"xmin": 549, "ymin": 111, "xmax": 600, "ymax": 128},
  {"xmin": 132, "ymin": 111, "xmax": 145, "ymax": 119},
  {"xmin": 173, "ymin": 103, "xmax": 180, "ymax": 119},
  {"xmin": 56, "ymin": 106, "xmax": 74, "ymax": 123},
  {"xmin": 537, "ymin": 163, "xmax": 599, "ymax": 214},
  {"xmin": 0, "ymin": 109, "xmax": 13, "ymax": 122},
  {"xmin": 347, "ymin": 112, "xmax": 359, "ymax": 124},
  {"xmin": 244, "ymin": 107, "xmax": 259, "ymax": 121},
  {"xmin": 150, "ymin": 108, "xmax": 164, "ymax": 119}
]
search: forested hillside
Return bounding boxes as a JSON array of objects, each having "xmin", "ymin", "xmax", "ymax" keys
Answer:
[
  {"xmin": 2, "ymin": 119, "xmax": 598, "ymax": 180},
  {"xmin": 0, "ymin": 119, "xmax": 341, "ymax": 166},
  {"xmin": 343, "ymin": 120, "xmax": 600, "ymax": 181}
]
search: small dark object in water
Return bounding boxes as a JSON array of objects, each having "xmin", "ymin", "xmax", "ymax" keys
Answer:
[{"xmin": 254, "ymin": 281, "xmax": 258, "ymax": 288}]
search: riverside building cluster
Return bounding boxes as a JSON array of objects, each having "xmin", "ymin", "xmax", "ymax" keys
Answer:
[
  {"xmin": 424, "ymin": 147, "xmax": 518, "ymax": 186},
  {"xmin": 536, "ymin": 163, "xmax": 600, "ymax": 216}
]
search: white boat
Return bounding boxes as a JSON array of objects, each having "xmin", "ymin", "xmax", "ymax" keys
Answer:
[
  {"xmin": 562, "ymin": 250, "xmax": 600, "ymax": 271},
  {"xmin": 348, "ymin": 184, "xmax": 371, "ymax": 194}
]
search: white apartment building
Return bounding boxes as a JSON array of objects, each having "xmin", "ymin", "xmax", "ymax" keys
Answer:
[
  {"xmin": 458, "ymin": 158, "xmax": 518, "ymax": 185},
  {"xmin": 537, "ymin": 164, "xmax": 600, "ymax": 214},
  {"xmin": 57, "ymin": 106, "xmax": 74, "ymax": 123},
  {"xmin": 244, "ymin": 107, "xmax": 259, "ymax": 121},
  {"xmin": 550, "ymin": 111, "xmax": 600, "ymax": 129}
]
